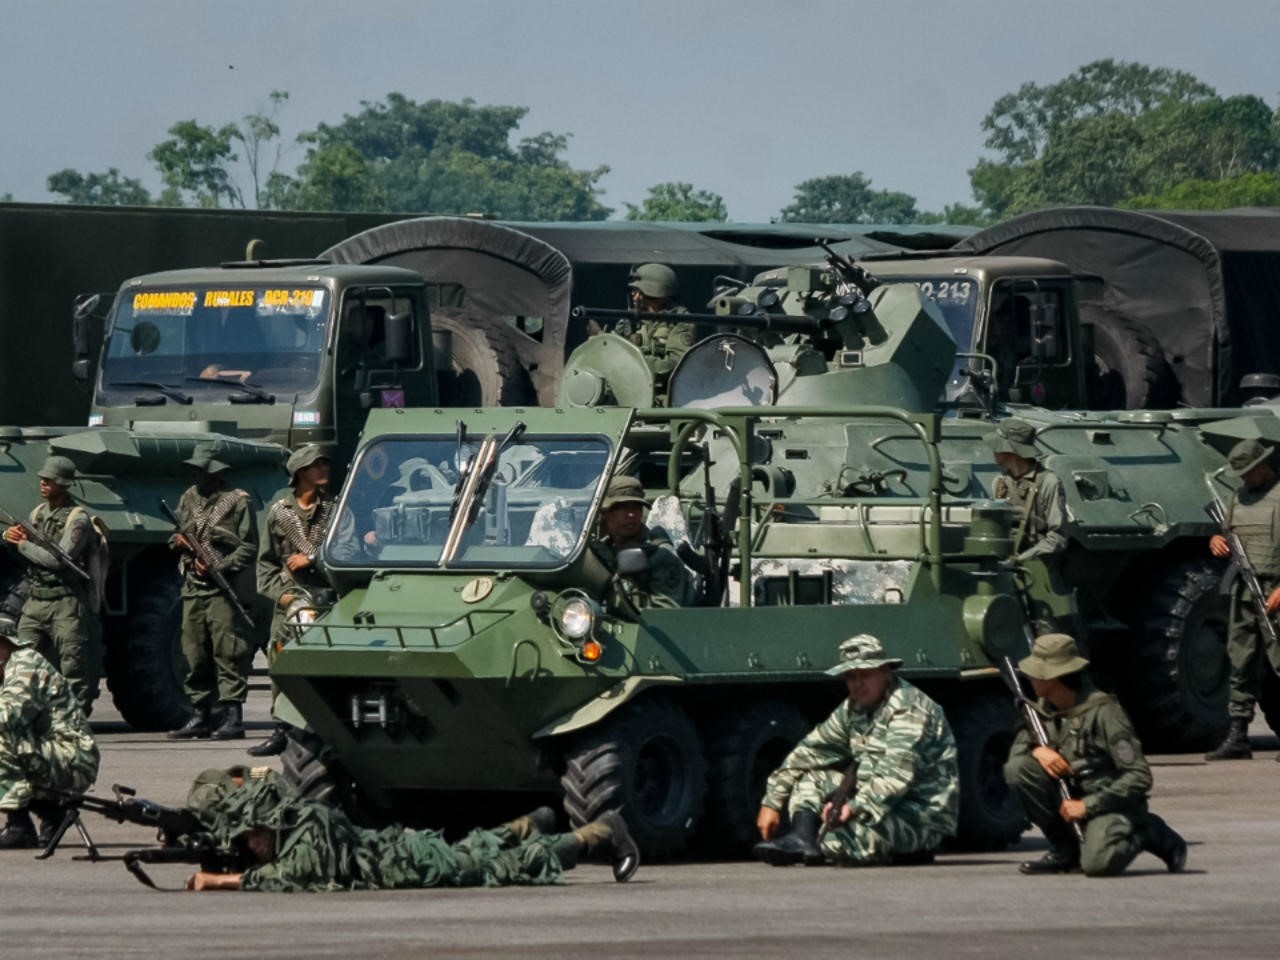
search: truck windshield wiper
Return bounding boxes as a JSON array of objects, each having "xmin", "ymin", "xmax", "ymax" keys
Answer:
[
  {"xmin": 107, "ymin": 380, "xmax": 193, "ymax": 404},
  {"xmin": 186, "ymin": 376, "xmax": 275, "ymax": 404}
]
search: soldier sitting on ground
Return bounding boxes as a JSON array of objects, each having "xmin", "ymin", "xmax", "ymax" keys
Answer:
[
  {"xmin": 591, "ymin": 476, "xmax": 697, "ymax": 609},
  {"xmin": 182, "ymin": 767, "xmax": 638, "ymax": 891},
  {"xmin": 0, "ymin": 620, "xmax": 100, "ymax": 849},
  {"xmin": 753, "ymin": 634, "xmax": 959, "ymax": 867},
  {"xmin": 1004, "ymin": 633, "xmax": 1186, "ymax": 876}
]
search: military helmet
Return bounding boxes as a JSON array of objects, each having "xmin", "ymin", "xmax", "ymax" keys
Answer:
[
  {"xmin": 37, "ymin": 455, "xmax": 77, "ymax": 486},
  {"xmin": 628, "ymin": 263, "xmax": 679, "ymax": 300},
  {"xmin": 286, "ymin": 444, "xmax": 330, "ymax": 480},
  {"xmin": 985, "ymin": 418, "xmax": 1040, "ymax": 459},
  {"xmin": 601, "ymin": 475, "xmax": 648, "ymax": 510}
]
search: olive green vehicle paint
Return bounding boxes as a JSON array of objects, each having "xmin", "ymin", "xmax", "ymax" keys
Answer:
[{"xmin": 0, "ymin": 259, "xmax": 438, "ymax": 729}]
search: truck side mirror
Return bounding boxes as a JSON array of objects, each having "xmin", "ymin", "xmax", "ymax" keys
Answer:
[
  {"xmin": 71, "ymin": 293, "xmax": 104, "ymax": 381},
  {"xmin": 616, "ymin": 547, "xmax": 650, "ymax": 577},
  {"xmin": 384, "ymin": 311, "xmax": 412, "ymax": 365}
]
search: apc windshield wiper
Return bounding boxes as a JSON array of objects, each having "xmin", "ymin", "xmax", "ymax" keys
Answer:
[
  {"xmin": 186, "ymin": 377, "xmax": 275, "ymax": 404},
  {"xmin": 108, "ymin": 380, "xmax": 193, "ymax": 404}
]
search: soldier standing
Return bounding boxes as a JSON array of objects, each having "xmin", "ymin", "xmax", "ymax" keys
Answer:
[
  {"xmin": 1205, "ymin": 438, "xmax": 1280, "ymax": 760},
  {"xmin": 168, "ymin": 446, "xmax": 259, "ymax": 742},
  {"xmin": 1005, "ymin": 633, "xmax": 1186, "ymax": 876},
  {"xmin": 0, "ymin": 622, "xmax": 100, "ymax": 849},
  {"xmin": 753, "ymin": 634, "xmax": 959, "ymax": 866},
  {"xmin": 592, "ymin": 476, "xmax": 696, "ymax": 609},
  {"xmin": 986, "ymin": 418, "xmax": 1068, "ymax": 568},
  {"xmin": 249, "ymin": 445, "xmax": 338, "ymax": 757},
  {"xmin": 2, "ymin": 456, "xmax": 100, "ymax": 714}
]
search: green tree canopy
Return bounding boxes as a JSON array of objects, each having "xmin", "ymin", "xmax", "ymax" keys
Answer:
[
  {"xmin": 779, "ymin": 173, "xmax": 918, "ymax": 223},
  {"xmin": 46, "ymin": 167, "xmax": 152, "ymax": 206},
  {"xmin": 286, "ymin": 94, "xmax": 611, "ymax": 218},
  {"xmin": 1122, "ymin": 171, "xmax": 1280, "ymax": 210},
  {"xmin": 624, "ymin": 182, "xmax": 727, "ymax": 221},
  {"xmin": 971, "ymin": 60, "xmax": 1280, "ymax": 218}
]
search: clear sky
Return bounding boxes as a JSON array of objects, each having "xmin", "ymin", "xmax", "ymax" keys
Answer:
[{"xmin": 3, "ymin": 0, "xmax": 1277, "ymax": 220}]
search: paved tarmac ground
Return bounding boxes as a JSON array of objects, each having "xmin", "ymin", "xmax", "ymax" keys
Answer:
[{"xmin": 6, "ymin": 671, "xmax": 1280, "ymax": 960}]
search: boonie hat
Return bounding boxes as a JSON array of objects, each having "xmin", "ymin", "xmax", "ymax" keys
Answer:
[
  {"xmin": 601, "ymin": 475, "xmax": 648, "ymax": 510},
  {"xmin": 985, "ymin": 418, "xmax": 1040, "ymax": 459},
  {"xmin": 1018, "ymin": 632, "xmax": 1090, "ymax": 680},
  {"xmin": 185, "ymin": 443, "xmax": 232, "ymax": 475},
  {"xmin": 628, "ymin": 263, "xmax": 679, "ymax": 300},
  {"xmin": 824, "ymin": 634, "xmax": 904, "ymax": 675},
  {"xmin": 287, "ymin": 444, "xmax": 330, "ymax": 478},
  {"xmin": 37, "ymin": 456, "xmax": 77, "ymax": 485},
  {"xmin": 1227, "ymin": 438, "xmax": 1274, "ymax": 478}
]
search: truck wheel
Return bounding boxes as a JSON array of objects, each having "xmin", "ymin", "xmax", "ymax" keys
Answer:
[
  {"xmin": 433, "ymin": 308, "xmax": 532, "ymax": 406},
  {"xmin": 946, "ymin": 693, "xmax": 1026, "ymax": 851},
  {"xmin": 1084, "ymin": 308, "xmax": 1177, "ymax": 410},
  {"xmin": 560, "ymin": 698, "xmax": 707, "ymax": 860},
  {"xmin": 1122, "ymin": 560, "xmax": 1229, "ymax": 752},
  {"xmin": 103, "ymin": 558, "xmax": 188, "ymax": 731},
  {"xmin": 700, "ymin": 700, "xmax": 809, "ymax": 856}
]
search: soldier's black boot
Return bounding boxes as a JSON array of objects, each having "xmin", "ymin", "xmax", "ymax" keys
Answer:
[
  {"xmin": 752, "ymin": 810, "xmax": 825, "ymax": 867},
  {"xmin": 168, "ymin": 704, "xmax": 213, "ymax": 740},
  {"xmin": 247, "ymin": 723, "xmax": 289, "ymax": 757},
  {"xmin": 1019, "ymin": 844, "xmax": 1080, "ymax": 874},
  {"xmin": 1143, "ymin": 815, "xmax": 1187, "ymax": 873},
  {"xmin": 0, "ymin": 809, "xmax": 39, "ymax": 849},
  {"xmin": 211, "ymin": 702, "xmax": 245, "ymax": 741},
  {"xmin": 1205, "ymin": 717, "xmax": 1252, "ymax": 760},
  {"xmin": 28, "ymin": 798, "xmax": 66, "ymax": 849},
  {"xmin": 574, "ymin": 811, "xmax": 641, "ymax": 882}
]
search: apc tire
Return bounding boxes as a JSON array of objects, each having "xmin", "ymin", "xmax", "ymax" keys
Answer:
[
  {"xmin": 560, "ymin": 698, "xmax": 707, "ymax": 861},
  {"xmin": 103, "ymin": 557, "xmax": 187, "ymax": 731},
  {"xmin": 700, "ymin": 700, "xmax": 809, "ymax": 856},
  {"xmin": 1084, "ymin": 308, "xmax": 1177, "ymax": 410},
  {"xmin": 281, "ymin": 729, "xmax": 342, "ymax": 805},
  {"xmin": 1123, "ymin": 559, "xmax": 1229, "ymax": 752},
  {"xmin": 433, "ymin": 308, "xmax": 532, "ymax": 407},
  {"xmin": 946, "ymin": 694, "xmax": 1026, "ymax": 851}
]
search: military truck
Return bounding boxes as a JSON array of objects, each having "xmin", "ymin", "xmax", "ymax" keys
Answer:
[
  {"xmin": 270, "ymin": 261, "xmax": 1265, "ymax": 859},
  {"xmin": 0, "ymin": 257, "xmax": 438, "ymax": 728}
]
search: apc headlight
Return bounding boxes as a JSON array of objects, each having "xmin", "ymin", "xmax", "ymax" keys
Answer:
[{"xmin": 560, "ymin": 598, "xmax": 595, "ymax": 640}]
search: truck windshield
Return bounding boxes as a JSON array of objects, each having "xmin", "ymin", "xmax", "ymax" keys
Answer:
[
  {"xmin": 325, "ymin": 434, "xmax": 613, "ymax": 569},
  {"xmin": 98, "ymin": 284, "xmax": 330, "ymax": 400}
]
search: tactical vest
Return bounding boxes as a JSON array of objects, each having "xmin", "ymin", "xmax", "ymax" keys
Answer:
[
  {"xmin": 1229, "ymin": 479, "xmax": 1280, "ymax": 577},
  {"xmin": 998, "ymin": 468, "xmax": 1049, "ymax": 552},
  {"xmin": 25, "ymin": 503, "xmax": 90, "ymax": 598}
]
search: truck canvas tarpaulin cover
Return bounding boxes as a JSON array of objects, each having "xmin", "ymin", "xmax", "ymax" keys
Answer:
[{"xmin": 958, "ymin": 206, "xmax": 1280, "ymax": 408}]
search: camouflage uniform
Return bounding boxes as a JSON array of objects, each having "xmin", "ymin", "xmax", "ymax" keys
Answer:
[
  {"xmin": 171, "ymin": 481, "xmax": 258, "ymax": 708},
  {"xmin": 761, "ymin": 677, "xmax": 959, "ymax": 864},
  {"xmin": 594, "ymin": 526, "xmax": 698, "ymax": 609},
  {"xmin": 0, "ymin": 647, "xmax": 99, "ymax": 813},
  {"xmin": 12, "ymin": 501, "xmax": 100, "ymax": 713},
  {"xmin": 195, "ymin": 771, "xmax": 577, "ymax": 892},
  {"xmin": 1220, "ymin": 472, "xmax": 1280, "ymax": 720}
]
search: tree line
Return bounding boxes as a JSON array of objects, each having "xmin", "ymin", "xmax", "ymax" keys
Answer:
[{"xmin": 30, "ymin": 60, "xmax": 1280, "ymax": 225}]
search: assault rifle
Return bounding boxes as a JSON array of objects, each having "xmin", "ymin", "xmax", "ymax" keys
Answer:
[
  {"xmin": 820, "ymin": 760, "xmax": 860, "ymax": 836},
  {"xmin": 998, "ymin": 656, "xmax": 1085, "ymax": 843},
  {"xmin": 159, "ymin": 498, "xmax": 255, "ymax": 630},
  {"xmin": 0, "ymin": 505, "xmax": 91, "ymax": 582},
  {"xmin": 1206, "ymin": 495, "xmax": 1279, "ymax": 647}
]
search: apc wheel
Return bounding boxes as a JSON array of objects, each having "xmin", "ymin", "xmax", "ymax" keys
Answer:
[
  {"xmin": 946, "ymin": 694, "xmax": 1026, "ymax": 851},
  {"xmin": 700, "ymin": 700, "xmax": 809, "ymax": 856},
  {"xmin": 560, "ymin": 698, "xmax": 707, "ymax": 860},
  {"xmin": 281, "ymin": 729, "xmax": 343, "ymax": 804},
  {"xmin": 103, "ymin": 556, "xmax": 188, "ymax": 731},
  {"xmin": 1123, "ymin": 559, "xmax": 1229, "ymax": 752},
  {"xmin": 1085, "ymin": 308, "xmax": 1177, "ymax": 410},
  {"xmin": 433, "ymin": 308, "xmax": 532, "ymax": 406}
]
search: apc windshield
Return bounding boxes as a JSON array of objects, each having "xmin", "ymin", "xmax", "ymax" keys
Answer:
[
  {"xmin": 325, "ymin": 434, "xmax": 613, "ymax": 569},
  {"xmin": 99, "ymin": 284, "xmax": 330, "ymax": 398}
]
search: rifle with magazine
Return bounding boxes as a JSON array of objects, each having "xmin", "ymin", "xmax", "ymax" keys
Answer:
[
  {"xmin": 0, "ymin": 505, "xmax": 91, "ymax": 583},
  {"xmin": 160, "ymin": 497, "xmax": 255, "ymax": 629}
]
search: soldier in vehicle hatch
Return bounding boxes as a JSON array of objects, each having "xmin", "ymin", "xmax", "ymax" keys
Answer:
[
  {"xmin": 986, "ymin": 418, "xmax": 1068, "ymax": 569},
  {"xmin": 1205, "ymin": 438, "xmax": 1280, "ymax": 761},
  {"xmin": 611, "ymin": 263, "xmax": 698, "ymax": 388},
  {"xmin": 167, "ymin": 446, "xmax": 259, "ymax": 743},
  {"xmin": 591, "ymin": 475, "xmax": 696, "ymax": 609}
]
